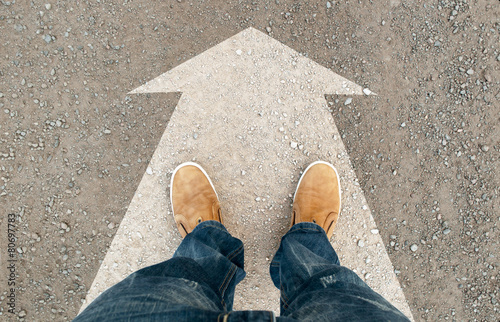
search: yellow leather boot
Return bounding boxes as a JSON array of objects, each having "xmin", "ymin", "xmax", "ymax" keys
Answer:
[
  {"xmin": 170, "ymin": 162, "xmax": 222, "ymax": 237},
  {"xmin": 291, "ymin": 161, "xmax": 342, "ymax": 239}
]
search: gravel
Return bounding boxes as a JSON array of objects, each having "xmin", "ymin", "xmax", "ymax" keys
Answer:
[{"xmin": 0, "ymin": 0, "xmax": 497, "ymax": 321}]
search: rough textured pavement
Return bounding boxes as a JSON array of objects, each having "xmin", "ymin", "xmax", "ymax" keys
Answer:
[
  {"xmin": 0, "ymin": 1, "xmax": 498, "ymax": 321},
  {"xmin": 80, "ymin": 28, "xmax": 412, "ymax": 318}
]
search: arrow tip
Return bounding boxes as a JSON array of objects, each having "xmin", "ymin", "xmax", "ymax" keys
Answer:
[{"xmin": 362, "ymin": 88, "xmax": 378, "ymax": 96}]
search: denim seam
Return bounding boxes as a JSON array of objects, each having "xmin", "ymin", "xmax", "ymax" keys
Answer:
[
  {"xmin": 280, "ymin": 281, "xmax": 290, "ymax": 309},
  {"xmin": 227, "ymin": 244, "xmax": 243, "ymax": 261},
  {"xmin": 219, "ymin": 264, "xmax": 237, "ymax": 300},
  {"xmin": 219, "ymin": 265, "xmax": 233, "ymax": 293},
  {"xmin": 221, "ymin": 298, "xmax": 227, "ymax": 311},
  {"xmin": 218, "ymin": 312, "xmax": 231, "ymax": 322}
]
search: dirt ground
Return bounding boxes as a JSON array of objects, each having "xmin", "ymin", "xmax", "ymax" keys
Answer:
[{"xmin": 0, "ymin": 0, "xmax": 498, "ymax": 321}]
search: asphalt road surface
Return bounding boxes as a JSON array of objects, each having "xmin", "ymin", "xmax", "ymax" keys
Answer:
[{"xmin": 0, "ymin": 1, "xmax": 498, "ymax": 321}]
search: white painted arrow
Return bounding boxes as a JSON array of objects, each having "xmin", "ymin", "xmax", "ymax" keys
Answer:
[{"xmin": 79, "ymin": 27, "xmax": 413, "ymax": 319}]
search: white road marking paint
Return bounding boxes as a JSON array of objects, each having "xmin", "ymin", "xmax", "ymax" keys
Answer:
[{"xmin": 79, "ymin": 27, "xmax": 413, "ymax": 320}]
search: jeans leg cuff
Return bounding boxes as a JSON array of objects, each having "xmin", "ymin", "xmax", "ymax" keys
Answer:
[
  {"xmin": 287, "ymin": 222, "xmax": 327, "ymax": 235},
  {"xmin": 191, "ymin": 220, "xmax": 228, "ymax": 234}
]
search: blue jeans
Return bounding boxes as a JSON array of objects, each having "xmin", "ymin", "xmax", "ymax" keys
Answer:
[{"xmin": 74, "ymin": 221, "xmax": 409, "ymax": 321}]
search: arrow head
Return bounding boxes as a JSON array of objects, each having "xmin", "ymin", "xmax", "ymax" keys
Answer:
[{"xmin": 130, "ymin": 28, "xmax": 364, "ymax": 97}]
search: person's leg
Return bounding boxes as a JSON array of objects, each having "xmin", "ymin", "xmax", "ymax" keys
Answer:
[
  {"xmin": 270, "ymin": 223, "xmax": 409, "ymax": 321},
  {"xmin": 75, "ymin": 221, "xmax": 245, "ymax": 322},
  {"xmin": 270, "ymin": 161, "xmax": 410, "ymax": 321},
  {"xmin": 75, "ymin": 162, "xmax": 245, "ymax": 321}
]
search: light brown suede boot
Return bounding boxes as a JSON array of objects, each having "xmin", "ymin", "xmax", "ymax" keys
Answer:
[
  {"xmin": 291, "ymin": 161, "xmax": 342, "ymax": 239},
  {"xmin": 170, "ymin": 162, "xmax": 222, "ymax": 237}
]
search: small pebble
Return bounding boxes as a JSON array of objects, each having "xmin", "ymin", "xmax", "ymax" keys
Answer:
[
  {"xmin": 45, "ymin": 3, "xmax": 52, "ymax": 10},
  {"xmin": 410, "ymin": 244, "xmax": 418, "ymax": 252},
  {"xmin": 344, "ymin": 98, "xmax": 352, "ymax": 105},
  {"xmin": 358, "ymin": 240, "xmax": 365, "ymax": 247},
  {"xmin": 484, "ymin": 71, "xmax": 492, "ymax": 82},
  {"xmin": 290, "ymin": 141, "xmax": 298, "ymax": 148},
  {"xmin": 466, "ymin": 69, "xmax": 474, "ymax": 75},
  {"xmin": 363, "ymin": 88, "xmax": 372, "ymax": 95}
]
